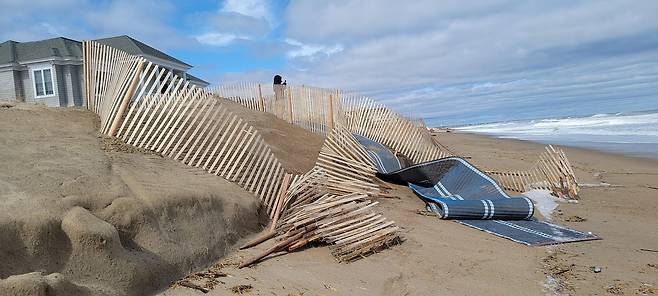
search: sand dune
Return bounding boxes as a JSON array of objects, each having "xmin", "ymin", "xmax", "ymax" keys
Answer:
[{"xmin": 0, "ymin": 101, "xmax": 319, "ymax": 295}]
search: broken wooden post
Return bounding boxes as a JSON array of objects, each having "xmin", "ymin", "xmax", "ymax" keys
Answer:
[
  {"xmin": 270, "ymin": 173, "xmax": 293, "ymax": 231},
  {"xmin": 240, "ymin": 230, "xmax": 276, "ymax": 250}
]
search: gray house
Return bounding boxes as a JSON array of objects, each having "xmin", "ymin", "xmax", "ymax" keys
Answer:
[{"xmin": 0, "ymin": 35, "xmax": 208, "ymax": 107}]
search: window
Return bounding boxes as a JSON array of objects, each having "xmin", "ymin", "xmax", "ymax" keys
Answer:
[{"xmin": 33, "ymin": 67, "xmax": 55, "ymax": 97}]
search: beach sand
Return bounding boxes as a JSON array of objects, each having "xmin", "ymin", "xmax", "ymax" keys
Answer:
[
  {"xmin": 1, "ymin": 101, "xmax": 656, "ymax": 295},
  {"xmin": 161, "ymin": 131, "xmax": 658, "ymax": 296}
]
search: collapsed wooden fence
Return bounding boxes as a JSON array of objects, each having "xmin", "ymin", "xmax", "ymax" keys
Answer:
[
  {"xmin": 487, "ymin": 145, "xmax": 579, "ymax": 198},
  {"xmin": 83, "ymin": 40, "xmax": 402, "ymax": 265}
]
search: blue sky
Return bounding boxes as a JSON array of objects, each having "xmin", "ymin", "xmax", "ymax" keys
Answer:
[{"xmin": 2, "ymin": 0, "xmax": 658, "ymax": 126}]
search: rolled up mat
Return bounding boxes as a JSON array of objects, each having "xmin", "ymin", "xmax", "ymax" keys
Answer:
[{"xmin": 411, "ymin": 183, "xmax": 534, "ymax": 219}]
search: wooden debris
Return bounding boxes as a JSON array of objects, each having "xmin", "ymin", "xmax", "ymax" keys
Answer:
[
  {"xmin": 177, "ymin": 280, "xmax": 210, "ymax": 293},
  {"xmin": 230, "ymin": 284, "xmax": 253, "ymax": 294},
  {"xmin": 487, "ymin": 145, "xmax": 580, "ymax": 199}
]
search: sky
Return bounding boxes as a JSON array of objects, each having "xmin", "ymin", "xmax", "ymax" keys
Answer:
[{"xmin": 2, "ymin": 0, "xmax": 658, "ymax": 126}]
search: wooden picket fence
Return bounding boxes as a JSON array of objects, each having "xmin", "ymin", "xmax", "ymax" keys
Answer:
[
  {"xmin": 83, "ymin": 40, "xmax": 401, "ymax": 264},
  {"xmin": 209, "ymin": 84, "xmax": 451, "ymax": 163},
  {"xmin": 84, "ymin": 41, "xmax": 285, "ymax": 216},
  {"xmin": 210, "ymin": 83, "xmax": 580, "ymax": 199}
]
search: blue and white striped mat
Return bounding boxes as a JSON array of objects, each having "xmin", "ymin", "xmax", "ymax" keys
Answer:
[{"xmin": 353, "ymin": 134, "xmax": 599, "ymax": 246}]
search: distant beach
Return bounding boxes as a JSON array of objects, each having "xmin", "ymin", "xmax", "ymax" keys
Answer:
[{"xmin": 451, "ymin": 110, "xmax": 658, "ymax": 159}]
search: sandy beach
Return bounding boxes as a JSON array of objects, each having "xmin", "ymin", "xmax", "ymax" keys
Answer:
[
  {"xmin": 1, "ymin": 103, "xmax": 657, "ymax": 295},
  {"xmin": 161, "ymin": 131, "xmax": 658, "ymax": 295}
]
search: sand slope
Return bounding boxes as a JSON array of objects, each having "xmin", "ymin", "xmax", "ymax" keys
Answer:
[{"xmin": 0, "ymin": 103, "xmax": 267, "ymax": 295}]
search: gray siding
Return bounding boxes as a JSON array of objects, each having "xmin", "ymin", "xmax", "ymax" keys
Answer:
[
  {"xmin": 55, "ymin": 65, "xmax": 67, "ymax": 106},
  {"xmin": 72, "ymin": 65, "xmax": 84, "ymax": 106},
  {"xmin": 0, "ymin": 70, "xmax": 17, "ymax": 101},
  {"xmin": 20, "ymin": 70, "xmax": 34, "ymax": 103},
  {"xmin": 18, "ymin": 65, "xmax": 84, "ymax": 107},
  {"xmin": 13, "ymin": 70, "xmax": 24, "ymax": 101},
  {"xmin": 59, "ymin": 65, "xmax": 84, "ymax": 106}
]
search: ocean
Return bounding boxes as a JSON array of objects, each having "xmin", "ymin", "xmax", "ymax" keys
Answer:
[{"xmin": 452, "ymin": 110, "xmax": 658, "ymax": 159}]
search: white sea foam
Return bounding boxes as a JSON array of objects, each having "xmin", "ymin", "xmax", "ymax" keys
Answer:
[
  {"xmin": 455, "ymin": 111, "xmax": 658, "ymax": 141},
  {"xmin": 453, "ymin": 111, "xmax": 658, "ymax": 158}
]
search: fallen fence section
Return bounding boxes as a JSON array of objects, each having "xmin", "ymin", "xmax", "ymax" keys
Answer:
[
  {"xmin": 487, "ymin": 145, "xmax": 579, "ymax": 199},
  {"xmin": 240, "ymin": 126, "xmax": 403, "ymax": 266}
]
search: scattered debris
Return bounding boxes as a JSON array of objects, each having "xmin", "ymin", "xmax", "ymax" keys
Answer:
[
  {"xmin": 638, "ymin": 283, "xmax": 655, "ymax": 295},
  {"xmin": 640, "ymin": 248, "xmax": 658, "ymax": 253},
  {"xmin": 606, "ymin": 282, "xmax": 625, "ymax": 295},
  {"xmin": 580, "ymin": 182, "xmax": 623, "ymax": 188},
  {"xmin": 177, "ymin": 280, "xmax": 210, "ymax": 293},
  {"xmin": 564, "ymin": 215, "xmax": 587, "ymax": 222},
  {"xmin": 323, "ymin": 283, "xmax": 337, "ymax": 292},
  {"xmin": 230, "ymin": 284, "xmax": 253, "ymax": 294},
  {"xmin": 0, "ymin": 102, "xmax": 15, "ymax": 108},
  {"xmin": 415, "ymin": 209, "xmax": 436, "ymax": 217},
  {"xmin": 592, "ymin": 266, "xmax": 602, "ymax": 273}
]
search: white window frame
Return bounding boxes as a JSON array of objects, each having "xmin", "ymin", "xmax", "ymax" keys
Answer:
[{"xmin": 31, "ymin": 65, "xmax": 57, "ymax": 99}]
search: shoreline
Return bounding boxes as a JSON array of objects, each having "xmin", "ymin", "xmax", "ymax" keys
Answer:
[{"xmin": 436, "ymin": 128, "xmax": 658, "ymax": 163}]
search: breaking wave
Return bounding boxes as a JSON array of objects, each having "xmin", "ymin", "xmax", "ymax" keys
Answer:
[{"xmin": 453, "ymin": 110, "xmax": 658, "ymax": 158}]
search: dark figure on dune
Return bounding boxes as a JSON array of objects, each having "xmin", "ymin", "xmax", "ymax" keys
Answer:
[{"xmin": 273, "ymin": 74, "xmax": 287, "ymax": 116}]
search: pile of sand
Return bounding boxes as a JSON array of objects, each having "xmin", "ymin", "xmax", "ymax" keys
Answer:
[
  {"xmin": 0, "ymin": 102, "xmax": 324, "ymax": 295},
  {"xmin": 216, "ymin": 98, "xmax": 325, "ymax": 174}
]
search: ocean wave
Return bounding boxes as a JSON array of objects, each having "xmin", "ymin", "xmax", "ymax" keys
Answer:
[{"xmin": 455, "ymin": 111, "xmax": 658, "ymax": 139}]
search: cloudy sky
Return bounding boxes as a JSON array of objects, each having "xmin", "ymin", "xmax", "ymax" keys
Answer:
[{"xmin": 2, "ymin": 0, "xmax": 658, "ymax": 125}]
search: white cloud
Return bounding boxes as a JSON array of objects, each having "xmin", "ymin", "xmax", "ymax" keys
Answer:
[
  {"xmin": 222, "ymin": 0, "xmax": 269, "ymax": 21},
  {"xmin": 194, "ymin": 0, "xmax": 274, "ymax": 47},
  {"xmin": 285, "ymin": 39, "xmax": 343, "ymax": 59},
  {"xmin": 195, "ymin": 32, "xmax": 249, "ymax": 46}
]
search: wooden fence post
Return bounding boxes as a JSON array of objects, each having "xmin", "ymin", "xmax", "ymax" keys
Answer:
[
  {"xmin": 287, "ymin": 86, "xmax": 293, "ymax": 123},
  {"xmin": 327, "ymin": 93, "xmax": 335, "ymax": 129},
  {"xmin": 108, "ymin": 60, "xmax": 144, "ymax": 137},
  {"xmin": 257, "ymin": 83, "xmax": 265, "ymax": 112}
]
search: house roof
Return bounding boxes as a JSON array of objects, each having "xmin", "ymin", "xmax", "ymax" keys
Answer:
[
  {"xmin": 94, "ymin": 35, "xmax": 191, "ymax": 68},
  {"xmin": 0, "ymin": 37, "xmax": 82, "ymax": 65},
  {"xmin": 186, "ymin": 73, "xmax": 209, "ymax": 87}
]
